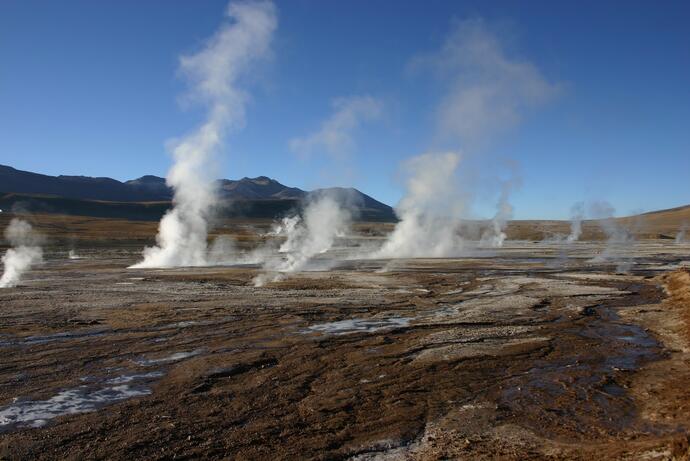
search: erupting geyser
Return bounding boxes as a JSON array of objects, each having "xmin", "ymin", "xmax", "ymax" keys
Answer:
[
  {"xmin": 376, "ymin": 152, "xmax": 465, "ymax": 258},
  {"xmin": 677, "ymin": 223, "xmax": 688, "ymax": 244},
  {"xmin": 254, "ymin": 194, "xmax": 351, "ymax": 286},
  {"xmin": 567, "ymin": 202, "xmax": 585, "ymax": 242},
  {"xmin": 0, "ymin": 219, "xmax": 43, "ymax": 288},
  {"xmin": 132, "ymin": 0, "xmax": 277, "ymax": 268}
]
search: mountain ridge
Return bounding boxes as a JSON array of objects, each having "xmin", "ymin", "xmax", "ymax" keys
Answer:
[{"xmin": 0, "ymin": 164, "xmax": 395, "ymax": 221}]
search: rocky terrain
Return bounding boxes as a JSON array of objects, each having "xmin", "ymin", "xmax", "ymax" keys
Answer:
[{"xmin": 0, "ymin": 225, "xmax": 689, "ymax": 459}]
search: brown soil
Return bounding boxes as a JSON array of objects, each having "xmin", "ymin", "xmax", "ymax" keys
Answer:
[{"xmin": 0, "ymin": 219, "xmax": 690, "ymax": 459}]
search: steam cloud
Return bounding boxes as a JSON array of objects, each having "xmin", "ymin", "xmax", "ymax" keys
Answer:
[
  {"xmin": 379, "ymin": 18, "xmax": 559, "ymax": 257},
  {"xmin": 413, "ymin": 18, "xmax": 560, "ymax": 146},
  {"xmin": 289, "ymin": 96, "xmax": 383, "ymax": 160},
  {"xmin": 132, "ymin": 0, "xmax": 277, "ymax": 268},
  {"xmin": 376, "ymin": 152, "xmax": 465, "ymax": 258},
  {"xmin": 0, "ymin": 219, "xmax": 43, "ymax": 288},
  {"xmin": 254, "ymin": 194, "xmax": 351, "ymax": 285}
]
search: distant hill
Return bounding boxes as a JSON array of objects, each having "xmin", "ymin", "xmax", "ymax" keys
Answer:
[
  {"xmin": 502, "ymin": 205, "xmax": 690, "ymax": 241},
  {"xmin": 0, "ymin": 165, "xmax": 396, "ymax": 221},
  {"xmin": 0, "ymin": 164, "xmax": 168, "ymax": 201},
  {"xmin": 616, "ymin": 204, "xmax": 690, "ymax": 238}
]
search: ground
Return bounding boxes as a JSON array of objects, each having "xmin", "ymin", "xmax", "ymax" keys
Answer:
[{"xmin": 0, "ymin": 216, "xmax": 689, "ymax": 460}]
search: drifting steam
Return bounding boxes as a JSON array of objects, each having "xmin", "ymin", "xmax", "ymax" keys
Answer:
[
  {"xmin": 376, "ymin": 152, "xmax": 465, "ymax": 258},
  {"xmin": 413, "ymin": 18, "xmax": 560, "ymax": 147},
  {"xmin": 0, "ymin": 219, "xmax": 43, "ymax": 288},
  {"xmin": 677, "ymin": 223, "xmax": 688, "ymax": 244},
  {"xmin": 567, "ymin": 202, "xmax": 585, "ymax": 242},
  {"xmin": 289, "ymin": 95, "xmax": 383, "ymax": 160},
  {"xmin": 589, "ymin": 201, "xmax": 634, "ymax": 272},
  {"xmin": 132, "ymin": 0, "xmax": 277, "ymax": 268},
  {"xmin": 480, "ymin": 175, "xmax": 519, "ymax": 248},
  {"xmin": 395, "ymin": 18, "xmax": 559, "ymax": 253},
  {"xmin": 254, "ymin": 194, "xmax": 351, "ymax": 286}
]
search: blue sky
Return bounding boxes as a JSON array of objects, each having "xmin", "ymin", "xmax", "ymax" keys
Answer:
[{"xmin": 1, "ymin": 0, "xmax": 689, "ymax": 219}]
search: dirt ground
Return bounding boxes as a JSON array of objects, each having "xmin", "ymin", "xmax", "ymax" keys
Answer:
[{"xmin": 1, "ymin": 223, "xmax": 690, "ymax": 459}]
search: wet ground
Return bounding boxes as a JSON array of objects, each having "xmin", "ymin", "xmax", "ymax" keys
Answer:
[{"xmin": 0, "ymin": 241, "xmax": 689, "ymax": 459}]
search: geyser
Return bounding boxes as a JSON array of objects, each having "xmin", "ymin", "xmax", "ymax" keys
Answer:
[
  {"xmin": 376, "ymin": 152, "xmax": 465, "ymax": 258},
  {"xmin": 132, "ymin": 0, "xmax": 277, "ymax": 268},
  {"xmin": 589, "ymin": 201, "xmax": 634, "ymax": 272},
  {"xmin": 676, "ymin": 223, "xmax": 688, "ymax": 244},
  {"xmin": 567, "ymin": 202, "xmax": 585, "ymax": 243},
  {"xmin": 254, "ymin": 194, "xmax": 352, "ymax": 286},
  {"xmin": 0, "ymin": 219, "xmax": 43, "ymax": 288}
]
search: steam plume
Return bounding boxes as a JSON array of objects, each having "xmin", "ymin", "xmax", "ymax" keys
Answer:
[
  {"xmin": 480, "ymin": 164, "xmax": 521, "ymax": 248},
  {"xmin": 254, "ymin": 194, "xmax": 351, "ymax": 285},
  {"xmin": 480, "ymin": 180, "xmax": 513, "ymax": 248},
  {"xmin": 376, "ymin": 152, "xmax": 465, "ymax": 258},
  {"xmin": 132, "ymin": 0, "xmax": 277, "ymax": 268},
  {"xmin": 676, "ymin": 222, "xmax": 688, "ymax": 244},
  {"xmin": 400, "ymin": 19, "xmax": 557, "ymax": 252},
  {"xmin": 567, "ymin": 202, "xmax": 584, "ymax": 242},
  {"xmin": 0, "ymin": 219, "xmax": 43, "ymax": 288},
  {"xmin": 589, "ymin": 201, "xmax": 634, "ymax": 272}
]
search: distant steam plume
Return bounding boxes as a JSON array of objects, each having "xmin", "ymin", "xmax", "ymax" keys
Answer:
[
  {"xmin": 0, "ymin": 219, "xmax": 43, "ymax": 288},
  {"xmin": 403, "ymin": 18, "xmax": 557, "ymax": 245},
  {"xmin": 677, "ymin": 222, "xmax": 688, "ymax": 244},
  {"xmin": 589, "ymin": 201, "xmax": 634, "ymax": 272},
  {"xmin": 132, "ymin": 0, "xmax": 277, "ymax": 268},
  {"xmin": 480, "ymin": 170, "xmax": 520, "ymax": 248},
  {"xmin": 376, "ymin": 152, "xmax": 465, "ymax": 258},
  {"xmin": 567, "ymin": 202, "xmax": 585, "ymax": 242},
  {"xmin": 254, "ymin": 194, "xmax": 351, "ymax": 285},
  {"xmin": 480, "ymin": 200, "xmax": 510, "ymax": 248}
]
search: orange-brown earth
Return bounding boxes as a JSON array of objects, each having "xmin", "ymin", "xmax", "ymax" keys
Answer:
[{"xmin": 0, "ymin": 215, "xmax": 689, "ymax": 459}]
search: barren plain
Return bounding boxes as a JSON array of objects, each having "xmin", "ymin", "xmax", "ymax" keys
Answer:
[{"xmin": 1, "ymin": 214, "xmax": 690, "ymax": 460}]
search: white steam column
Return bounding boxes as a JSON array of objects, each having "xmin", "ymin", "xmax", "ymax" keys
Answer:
[{"xmin": 132, "ymin": 0, "xmax": 277, "ymax": 268}]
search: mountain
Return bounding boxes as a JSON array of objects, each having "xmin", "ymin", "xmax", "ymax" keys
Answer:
[
  {"xmin": 124, "ymin": 175, "xmax": 171, "ymax": 199},
  {"xmin": 0, "ymin": 164, "xmax": 396, "ymax": 221},
  {"xmin": 218, "ymin": 176, "xmax": 306, "ymax": 200},
  {"xmin": 0, "ymin": 164, "xmax": 169, "ymax": 202}
]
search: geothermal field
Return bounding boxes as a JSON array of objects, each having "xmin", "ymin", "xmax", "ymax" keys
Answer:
[
  {"xmin": 0, "ymin": 212, "xmax": 690, "ymax": 459},
  {"xmin": 2, "ymin": 0, "xmax": 690, "ymax": 459}
]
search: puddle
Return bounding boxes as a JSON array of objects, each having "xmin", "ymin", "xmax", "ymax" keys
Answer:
[
  {"xmin": 498, "ymin": 303, "xmax": 661, "ymax": 435},
  {"xmin": 160, "ymin": 321, "xmax": 201, "ymax": 329},
  {"xmin": 149, "ymin": 337, "xmax": 171, "ymax": 343},
  {"xmin": 105, "ymin": 371, "xmax": 164, "ymax": 385},
  {"xmin": 11, "ymin": 329, "xmax": 110, "ymax": 346},
  {"xmin": 22, "ymin": 330, "xmax": 109, "ymax": 345},
  {"xmin": 155, "ymin": 316, "xmax": 237, "ymax": 331},
  {"xmin": 133, "ymin": 349, "xmax": 204, "ymax": 366},
  {"xmin": 0, "ymin": 370, "xmax": 162, "ymax": 432},
  {"xmin": 305, "ymin": 317, "xmax": 411, "ymax": 335}
]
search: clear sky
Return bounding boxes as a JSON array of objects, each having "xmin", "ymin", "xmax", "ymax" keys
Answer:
[{"xmin": 1, "ymin": 0, "xmax": 689, "ymax": 219}]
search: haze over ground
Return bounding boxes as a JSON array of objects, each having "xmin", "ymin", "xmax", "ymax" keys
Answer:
[{"xmin": 1, "ymin": 0, "xmax": 689, "ymax": 219}]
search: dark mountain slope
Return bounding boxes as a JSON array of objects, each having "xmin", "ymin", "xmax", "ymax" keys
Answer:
[{"xmin": 0, "ymin": 165, "xmax": 396, "ymax": 221}]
